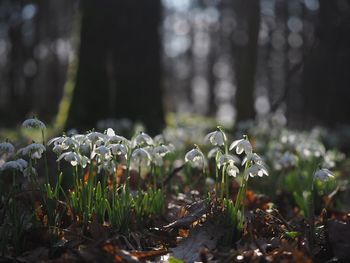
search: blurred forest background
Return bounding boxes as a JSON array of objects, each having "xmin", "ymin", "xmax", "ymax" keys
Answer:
[{"xmin": 0, "ymin": 0, "xmax": 350, "ymax": 134}]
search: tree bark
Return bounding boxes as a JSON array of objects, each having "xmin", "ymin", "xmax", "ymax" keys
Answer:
[
  {"xmin": 67, "ymin": 0, "xmax": 164, "ymax": 134},
  {"xmin": 232, "ymin": 0, "xmax": 260, "ymax": 122}
]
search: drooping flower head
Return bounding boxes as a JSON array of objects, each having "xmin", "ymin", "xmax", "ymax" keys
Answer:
[
  {"xmin": 108, "ymin": 143, "xmax": 128, "ymax": 159},
  {"xmin": 245, "ymin": 163, "xmax": 269, "ymax": 180},
  {"xmin": 314, "ymin": 168, "xmax": 334, "ymax": 181},
  {"xmin": 91, "ymin": 145, "xmax": 112, "ymax": 162},
  {"xmin": 217, "ymin": 154, "xmax": 240, "ymax": 169},
  {"xmin": 131, "ymin": 147, "xmax": 152, "ymax": 166},
  {"xmin": 150, "ymin": 144, "xmax": 172, "ymax": 166},
  {"xmin": 205, "ymin": 126, "xmax": 227, "ymax": 147},
  {"xmin": 133, "ymin": 132, "xmax": 154, "ymax": 148},
  {"xmin": 22, "ymin": 118, "xmax": 46, "ymax": 130},
  {"xmin": 17, "ymin": 143, "xmax": 46, "ymax": 159},
  {"xmin": 0, "ymin": 159, "xmax": 27, "ymax": 173},
  {"xmin": 229, "ymin": 135, "xmax": 253, "ymax": 155},
  {"xmin": 57, "ymin": 151, "xmax": 89, "ymax": 167},
  {"xmin": 0, "ymin": 141, "xmax": 15, "ymax": 156},
  {"xmin": 185, "ymin": 144, "xmax": 206, "ymax": 169}
]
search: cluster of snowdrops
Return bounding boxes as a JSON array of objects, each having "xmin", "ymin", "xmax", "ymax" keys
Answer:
[{"xmin": 0, "ymin": 117, "xmax": 339, "ymax": 253}]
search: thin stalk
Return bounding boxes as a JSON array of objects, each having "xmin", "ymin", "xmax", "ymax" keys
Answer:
[
  {"xmin": 309, "ymin": 177, "xmax": 316, "ymax": 249},
  {"xmin": 42, "ymin": 129, "xmax": 49, "ymax": 184},
  {"xmin": 138, "ymin": 161, "xmax": 142, "ymax": 191},
  {"xmin": 220, "ymin": 164, "xmax": 226, "ymax": 201}
]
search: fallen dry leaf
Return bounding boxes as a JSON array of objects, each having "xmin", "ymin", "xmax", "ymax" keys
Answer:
[{"xmin": 171, "ymin": 220, "xmax": 224, "ymax": 263}]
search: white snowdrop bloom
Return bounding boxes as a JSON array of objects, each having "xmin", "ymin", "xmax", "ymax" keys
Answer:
[
  {"xmin": 0, "ymin": 160, "xmax": 23, "ymax": 172},
  {"xmin": 16, "ymin": 159, "xmax": 28, "ymax": 170},
  {"xmin": 52, "ymin": 144, "xmax": 69, "ymax": 155},
  {"xmin": 229, "ymin": 136, "xmax": 253, "ymax": 155},
  {"xmin": 48, "ymin": 136, "xmax": 78, "ymax": 154},
  {"xmin": 22, "ymin": 118, "xmax": 46, "ymax": 130},
  {"xmin": 91, "ymin": 146, "xmax": 112, "ymax": 161},
  {"xmin": 185, "ymin": 146, "xmax": 206, "ymax": 168},
  {"xmin": 108, "ymin": 143, "xmax": 128, "ymax": 158},
  {"xmin": 150, "ymin": 144, "xmax": 172, "ymax": 166},
  {"xmin": 314, "ymin": 168, "xmax": 334, "ymax": 181},
  {"xmin": 86, "ymin": 131, "xmax": 106, "ymax": 143},
  {"xmin": 204, "ymin": 128, "xmax": 226, "ymax": 146},
  {"xmin": 57, "ymin": 152, "xmax": 81, "ymax": 167},
  {"xmin": 153, "ymin": 144, "xmax": 171, "ymax": 157},
  {"xmin": 47, "ymin": 136, "xmax": 65, "ymax": 146},
  {"xmin": 0, "ymin": 142, "xmax": 15, "ymax": 156},
  {"xmin": 133, "ymin": 132, "xmax": 154, "ymax": 147},
  {"xmin": 217, "ymin": 154, "xmax": 240, "ymax": 169},
  {"xmin": 242, "ymin": 153, "xmax": 263, "ymax": 166},
  {"xmin": 17, "ymin": 143, "xmax": 46, "ymax": 159},
  {"xmin": 245, "ymin": 163, "xmax": 268, "ymax": 179},
  {"xmin": 107, "ymin": 135, "xmax": 130, "ymax": 146},
  {"xmin": 23, "ymin": 166, "xmax": 37, "ymax": 178},
  {"xmin": 131, "ymin": 147, "xmax": 151, "ymax": 166},
  {"xmin": 153, "ymin": 134, "xmax": 165, "ymax": 145},
  {"xmin": 207, "ymin": 147, "xmax": 222, "ymax": 159},
  {"xmin": 226, "ymin": 162, "xmax": 240, "ymax": 177},
  {"xmin": 99, "ymin": 160, "xmax": 116, "ymax": 174},
  {"xmin": 106, "ymin": 128, "xmax": 116, "ymax": 137}
]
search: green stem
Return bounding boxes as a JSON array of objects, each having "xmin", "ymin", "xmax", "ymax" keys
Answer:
[
  {"xmin": 220, "ymin": 164, "xmax": 226, "ymax": 201},
  {"xmin": 42, "ymin": 130, "xmax": 49, "ymax": 184},
  {"xmin": 138, "ymin": 161, "xmax": 142, "ymax": 191}
]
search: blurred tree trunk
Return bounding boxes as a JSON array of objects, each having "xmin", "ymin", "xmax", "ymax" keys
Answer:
[
  {"xmin": 67, "ymin": 0, "xmax": 164, "ymax": 134},
  {"xmin": 232, "ymin": 0, "xmax": 260, "ymax": 122},
  {"xmin": 300, "ymin": 0, "xmax": 350, "ymax": 127}
]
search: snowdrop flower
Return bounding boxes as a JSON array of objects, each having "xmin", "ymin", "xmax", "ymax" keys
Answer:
[
  {"xmin": 0, "ymin": 160, "xmax": 24, "ymax": 172},
  {"xmin": 17, "ymin": 143, "xmax": 46, "ymax": 159},
  {"xmin": 57, "ymin": 152, "xmax": 87, "ymax": 167},
  {"xmin": 23, "ymin": 166, "xmax": 37, "ymax": 178},
  {"xmin": 133, "ymin": 132, "xmax": 154, "ymax": 147},
  {"xmin": 52, "ymin": 144, "xmax": 69, "ymax": 155},
  {"xmin": 153, "ymin": 144, "xmax": 171, "ymax": 157},
  {"xmin": 150, "ymin": 144, "xmax": 172, "ymax": 166},
  {"xmin": 154, "ymin": 134, "xmax": 165, "ymax": 145},
  {"xmin": 242, "ymin": 153, "xmax": 263, "ymax": 166},
  {"xmin": 185, "ymin": 145, "xmax": 206, "ymax": 168},
  {"xmin": 131, "ymin": 147, "xmax": 152, "ymax": 166},
  {"xmin": 229, "ymin": 135, "xmax": 253, "ymax": 155},
  {"xmin": 99, "ymin": 161, "xmax": 116, "ymax": 174},
  {"xmin": 71, "ymin": 135, "xmax": 92, "ymax": 155},
  {"xmin": 217, "ymin": 154, "xmax": 240, "ymax": 169},
  {"xmin": 207, "ymin": 147, "xmax": 222, "ymax": 159},
  {"xmin": 22, "ymin": 118, "xmax": 46, "ymax": 130},
  {"xmin": 91, "ymin": 146, "xmax": 112, "ymax": 162},
  {"xmin": 0, "ymin": 142, "xmax": 15, "ymax": 156},
  {"xmin": 314, "ymin": 168, "xmax": 334, "ymax": 181},
  {"xmin": 245, "ymin": 164, "xmax": 268, "ymax": 179},
  {"xmin": 106, "ymin": 129, "xmax": 130, "ymax": 145},
  {"xmin": 205, "ymin": 127, "xmax": 227, "ymax": 146},
  {"xmin": 86, "ymin": 131, "xmax": 106, "ymax": 144},
  {"xmin": 48, "ymin": 136, "xmax": 78, "ymax": 149},
  {"xmin": 0, "ymin": 158, "xmax": 27, "ymax": 173},
  {"xmin": 226, "ymin": 162, "xmax": 240, "ymax": 177},
  {"xmin": 16, "ymin": 159, "xmax": 28, "ymax": 170},
  {"xmin": 109, "ymin": 143, "xmax": 128, "ymax": 159}
]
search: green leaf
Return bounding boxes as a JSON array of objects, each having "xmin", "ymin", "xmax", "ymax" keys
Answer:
[
  {"xmin": 168, "ymin": 256, "xmax": 184, "ymax": 263},
  {"xmin": 284, "ymin": 231, "xmax": 300, "ymax": 239}
]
